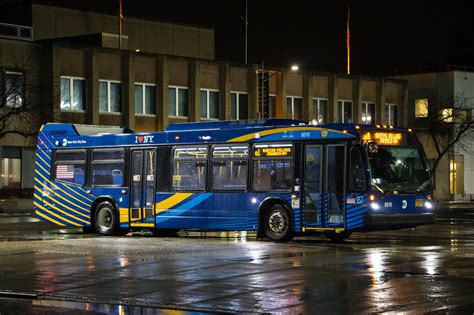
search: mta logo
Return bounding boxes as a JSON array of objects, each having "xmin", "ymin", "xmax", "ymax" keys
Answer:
[{"xmin": 135, "ymin": 135, "xmax": 154, "ymax": 144}]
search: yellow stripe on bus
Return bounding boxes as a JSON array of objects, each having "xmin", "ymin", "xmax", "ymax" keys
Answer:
[
  {"xmin": 34, "ymin": 193, "xmax": 89, "ymax": 224},
  {"xmin": 119, "ymin": 208, "xmax": 129, "ymax": 223},
  {"xmin": 155, "ymin": 193, "xmax": 193, "ymax": 214},
  {"xmin": 36, "ymin": 146, "xmax": 51, "ymax": 160},
  {"xmin": 34, "ymin": 189, "xmax": 90, "ymax": 219},
  {"xmin": 35, "ymin": 208, "xmax": 65, "ymax": 226},
  {"xmin": 34, "ymin": 170, "xmax": 91, "ymax": 208},
  {"xmin": 227, "ymin": 126, "xmax": 345, "ymax": 142},
  {"xmin": 35, "ymin": 161, "xmax": 50, "ymax": 175},
  {"xmin": 34, "ymin": 201, "xmax": 82, "ymax": 226},
  {"xmin": 34, "ymin": 178, "xmax": 90, "ymax": 212},
  {"xmin": 35, "ymin": 153, "xmax": 50, "ymax": 168}
]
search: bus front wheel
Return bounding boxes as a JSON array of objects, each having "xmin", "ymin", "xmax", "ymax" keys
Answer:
[
  {"xmin": 94, "ymin": 201, "xmax": 119, "ymax": 236},
  {"xmin": 263, "ymin": 204, "xmax": 293, "ymax": 242}
]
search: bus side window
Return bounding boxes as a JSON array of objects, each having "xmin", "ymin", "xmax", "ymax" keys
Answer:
[
  {"xmin": 211, "ymin": 144, "xmax": 249, "ymax": 191},
  {"xmin": 91, "ymin": 149, "xmax": 125, "ymax": 186},
  {"xmin": 53, "ymin": 150, "xmax": 86, "ymax": 186},
  {"xmin": 252, "ymin": 143, "xmax": 294, "ymax": 192},
  {"xmin": 172, "ymin": 146, "xmax": 208, "ymax": 191},
  {"xmin": 350, "ymin": 147, "xmax": 367, "ymax": 191},
  {"xmin": 156, "ymin": 147, "xmax": 171, "ymax": 192}
]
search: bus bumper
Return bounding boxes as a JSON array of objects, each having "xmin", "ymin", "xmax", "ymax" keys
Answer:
[{"xmin": 363, "ymin": 213, "xmax": 436, "ymax": 229}]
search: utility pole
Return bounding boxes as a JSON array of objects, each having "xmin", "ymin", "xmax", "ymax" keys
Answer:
[
  {"xmin": 244, "ymin": 0, "xmax": 248, "ymax": 64},
  {"xmin": 118, "ymin": 0, "xmax": 123, "ymax": 49}
]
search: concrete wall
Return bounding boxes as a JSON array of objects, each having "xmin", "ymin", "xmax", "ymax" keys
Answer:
[{"xmin": 32, "ymin": 4, "xmax": 215, "ymax": 60}]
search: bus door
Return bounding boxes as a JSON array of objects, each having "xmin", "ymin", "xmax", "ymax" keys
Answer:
[
  {"xmin": 129, "ymin": 149, "xmax": 156, "ymax": 227},
  {"xmin": 303, "ymin": 144, "xmax": 346, "ymax": 228}
]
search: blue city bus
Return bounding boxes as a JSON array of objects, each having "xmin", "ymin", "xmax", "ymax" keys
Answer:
[{"xmin": 33, "ymin": 119, "xmax": 435, "ymax": 241}]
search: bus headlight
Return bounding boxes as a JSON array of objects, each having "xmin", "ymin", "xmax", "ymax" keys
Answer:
[
  {"xmin": 424, "ymin": 201, "xmax": 433, "ymax": 210},
  {"xmin": 370, "ymin": 202, "xmax": 380, "ymax": 210}
]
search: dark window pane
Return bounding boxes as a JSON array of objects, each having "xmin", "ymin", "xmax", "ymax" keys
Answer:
[
  {"xmin": 269, "ymin": 96, "xmax": 276, "ymax": 118},
  {"xmin": 343, "ymin": 101, "xmax": 353, "ymax": 123},
  {"xmin": 92, "ymin": 163, "xmax": 124, "ymax": 186},
  {"xmin": 230, "ymin": 93, "xmax": 237, "ymax": 120},
  {"xmin": 60, "ymin": 78, "xmax": 71, "ymax": 110},
  {"xmin": 55, "ymin": 151, "xmax": 85, "ymax": 161},
  {"xmin": 135, "ymin": 84, "xmax": 143, "ymax": 113},
  {"xmin": 367, "ymin": 103, "xmax": 375, "ymax": 124},
  {"xmin": 172, "ymin": 161, "xmax": 207, "ymax": 191},
  {"xmin": 209, "ymin": 91, "xmax": 219, "ymax": 119},
  {"xmin": 168, "ymin": 88, "xmax": 176, "ymax": 116},
  {"xmin": 287, "ymin": 97, "xmax": 292, "ymax": 118},
  {"xmin": 239, "ymin": 93, "xmax": 248, "ymax": 119},
  {"xmin": 99, "ymin": 81, "xmax": 108, "ymax": 112},
  {"xmin": 293, "ymin": 97, "xmax": 303, "ymax": 120},
  {"xmin": 350, "ymin": 148, "xmax": 366, "ymax": 190},
  {"xmin": 178, "ymin": 88, "xmax": 188, "ymax": 117},
  {"xmin": 92, "ymin": 150, "xmax": 124, "ymax": 161},
  {"xmin": 5, "ymin": 72, "xmax": 22, "ymax": 107},
  {"xmin": 110, "ymin": 82, "xmax": 121, "ymax": 112},
  {"xmin": 212, "ymin": 160, "xmax": 248, "ymax": 190},
  {"xmin": 145, "ymin": 85, "xmax": 156, "ymax": 114},
  {"xmin": 319, "ymin": 99, "xmax": 328, "ymax": 123},
  {"xmin": 253, "ymin": 159, "xmax": 294, "ymax": 191},
  {"xmin": 72, "ymin": 79, "xmax": 84, "ymax": 110},
  {"xmin": 200, "ymin": 90, "xmax": 207, "ymax": 118}
]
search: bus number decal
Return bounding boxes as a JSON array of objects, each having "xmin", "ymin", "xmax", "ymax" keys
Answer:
[{"xmin": 384, "ymin": 202, "xmax": 392, "ymax": 208}]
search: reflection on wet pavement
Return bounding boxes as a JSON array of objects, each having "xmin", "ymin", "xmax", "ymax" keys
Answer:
[{"xmin": 0, "ymin": 210, "xmax": 474, "ymax": 313}]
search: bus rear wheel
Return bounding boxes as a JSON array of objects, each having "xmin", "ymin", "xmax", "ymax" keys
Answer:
[
  {"xmin": 325, "ymin": 231, "xmax": 352, "ymax": 242},
  {"xmin": 94, "ymin": 201, "xmax": 119, "ymax": 236},
  {"xmin": 263, "ymin": 204, "xmax": 293, "ymax": 242}
]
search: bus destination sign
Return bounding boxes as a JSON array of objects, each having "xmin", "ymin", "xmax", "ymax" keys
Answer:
[
  {"xmin": 254, "ymin": 146, "xmax": 293, "ymax": 158},
  {"xmin": 361, "ymin": 131, "xmax": 403, "ymax": 145}
]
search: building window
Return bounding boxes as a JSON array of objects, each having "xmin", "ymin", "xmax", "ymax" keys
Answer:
[
  {"xmin": 200, "ymin": 89, "xmax": 219, "ymax": 119},
  {"xmin": 60, "ymin": 76, "xmax": 85, "ymax": 111},
  {"xmin": 286, "ymin": 96, "xmax": 303, "ymax": 120},
  {"xmin": 0, "ymin": 146, "xmax": 21, "ymax": 188},
  {"xmin": 361, "ymin": 102, "xmax": 375, "ymax": 124},
  {"xmin": 415, "ymin": 99, "xmax": 429, "ymax": 118},
  {"xmin": 269, "ymin": 95, "xmax": 276, "ymax": 118},
  {"xmin": 99, "ymin": 80, "xmax": 122, "ymax": 113},
  {"xmin": 449, "ymin": 155, "xmax": 464, "ymax": 195},
  {"xmin": 168, "ymin": 86, "xmax": 189, "ymax": 117},
  {"xmin": 338, "ymin": 100, "xmax": 353, "ymax": 123},
  {"xmin": 135, "ymin": 83, "xmax": 156, "ymax": 115},
  {"xmin": 385, "ymin": 103, "xmax": 398, "ymax": 126},
  {"xmin": 4, "ymin": 71, "xmax": 23, "ymax": 108},
  {"xmin": 230, "ymin": 91, "xmax": 248, "ymax": 120},
  {"xmin": 312, "ymin": 98, "xmax": 328, "ymax": 124}
]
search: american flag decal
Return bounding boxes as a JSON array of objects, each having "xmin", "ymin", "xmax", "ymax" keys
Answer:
[{"xmin": 56, "ymin": 164, "xmax": 74, "ymax": 179}]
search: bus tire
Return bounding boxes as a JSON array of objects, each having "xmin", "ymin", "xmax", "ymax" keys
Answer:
[
  {"xmin": 93, "ymin": 201, "xmax": 119, "ymax": 236},
  {"xmin": 325, "ymin": 231, "xmax": 352, "ymax": 242},
  {"xmin": 263, "ymin": 204, "xmax": 293, "ymax": 242}
]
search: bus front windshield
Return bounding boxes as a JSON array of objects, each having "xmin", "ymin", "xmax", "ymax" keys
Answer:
[{"xmin": 368, "ymin": 146, "xmax": 432, "ymax": 194}]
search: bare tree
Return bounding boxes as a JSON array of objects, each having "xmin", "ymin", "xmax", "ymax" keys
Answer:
[
  {"xmin": 416, "ymin": 94, "xmax": 474, "ymax": 174},
  {"xmin": 0, "ymin": 53, "xmax": 48, "ymax": 145}
]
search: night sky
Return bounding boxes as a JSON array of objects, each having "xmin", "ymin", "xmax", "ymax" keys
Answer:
[{"xmin": 2, "ymin": 0, "xmax": 474, "ymax": 76}]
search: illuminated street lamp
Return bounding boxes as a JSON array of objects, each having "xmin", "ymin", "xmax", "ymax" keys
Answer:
[{"xmin": 291, "ymin": 64, "xmax": 299, "ymax": 71}]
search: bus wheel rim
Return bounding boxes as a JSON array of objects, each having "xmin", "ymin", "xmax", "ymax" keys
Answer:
[
  {"xmin": 98, "ymin": 208, "xmax": 113, "ymax": 229},
  {"xmin": 269, "ymin": 211, "xmax": 286, "ymax": 234}
]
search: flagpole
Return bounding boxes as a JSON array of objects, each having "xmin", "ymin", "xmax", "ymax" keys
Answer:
[
  {"xmin": 244, "ymin": 0, "xmax": 248, "ymax": 64},
  {"xmin": 346, "ymin": 5, "xmax": 350, "ymax": 75},
  {"xmin": 119, "ymin": 0, "xmax": 123, "ymax": 49}
]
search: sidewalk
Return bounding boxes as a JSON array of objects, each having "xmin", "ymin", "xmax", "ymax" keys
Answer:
[{"xmin": 0, "ymin": 198, "xmax": 33, "ymax": 215}]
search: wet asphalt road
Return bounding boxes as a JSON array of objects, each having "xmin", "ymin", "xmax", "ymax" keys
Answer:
[{"xmin": 0, "ymin": 206, "xmax": 474, "ymax": 314}]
